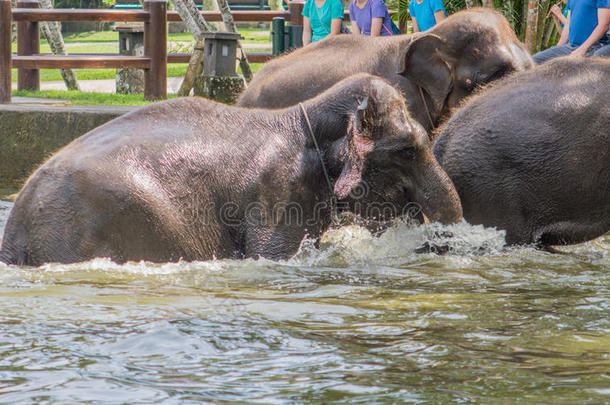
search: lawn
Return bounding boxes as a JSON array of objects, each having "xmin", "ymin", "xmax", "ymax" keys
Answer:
[
  {"xmin": 10, "ymin": 28, "xmax": 270, "ymax": 82},
  {"xmin": 10, "ymin": 62, "xmax": 264, "ymax": 83},
  {"xmin": 10, "ymin": 64, "xmax": 191, "ymax": 82}
]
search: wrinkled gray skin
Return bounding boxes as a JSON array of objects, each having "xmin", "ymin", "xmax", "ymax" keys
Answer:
[
  {"xmin": 434, "ymin": 57, "xmax": 610, "ymax": 246},
  {"xmin": 1, "ymin": 74, "xmax": 462, "ymax": 266},
  {"xmin": 238, "ymin": 8, "xmax": 534, "ymax": 132}
]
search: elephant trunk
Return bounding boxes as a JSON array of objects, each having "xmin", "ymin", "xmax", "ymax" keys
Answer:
[{"xmin": 413, "ymin": 156, "xmax": 463, "ymax": 225}]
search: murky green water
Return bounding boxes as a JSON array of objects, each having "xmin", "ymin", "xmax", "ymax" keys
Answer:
[{"xmin": 0, "ymin": 191, "xmax": 608, "ymax": 403}]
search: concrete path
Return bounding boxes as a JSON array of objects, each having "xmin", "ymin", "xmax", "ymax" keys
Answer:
[
  {"xmin": 5, "ymin": 97, "xmax": 137, "ymax": 113},
  {"xmin": 12, "ymin": 77, "xmax": 185, "ymax": 94}
]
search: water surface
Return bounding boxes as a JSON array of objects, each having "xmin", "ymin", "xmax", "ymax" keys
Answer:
[{"xmin": 0, "ymin": 191, "xmax": 608, "ymax": 403}]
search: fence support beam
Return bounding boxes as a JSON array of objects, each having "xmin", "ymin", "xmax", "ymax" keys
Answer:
[
  {"xmin": 271, "ymin": 17, "xmax": 285, "ymax": 56},
  {"xmin": 144, "ymin": 0, "xmax": 167, "ymax": 100},
  {"xmin": 0, "ymin": 0, "xmax": 11, "ymax": 103},
  {"xmin": 289, "ymin": 1, "xmax": 304, "ymax": 26},
  {"xmin": 17, "ymin": 0, "xmax": 40, "ymax": 91}
]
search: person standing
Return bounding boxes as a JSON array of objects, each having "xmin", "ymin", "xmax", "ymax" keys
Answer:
[
  {"xmin": 349, "ymin": 0, "xmax": 394, "ymax": 37},
  {"xmin": 408, "ymin": 0, "xmax": 446, "ymax": 32},
  {"xmin": 302, "ymin": 0, "xmax": 345, "ymax": 45},
  {"xmin": 533, "ymin": 0, "xmax": 610, "ymax": 63}
]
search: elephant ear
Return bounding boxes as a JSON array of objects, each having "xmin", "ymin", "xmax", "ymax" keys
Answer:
[
  {"xmin": 334, "ymin": 98, "xmax": 375, "ymax": 199},
  {"xmin": 399, "ymin": 34, "xmax": 454, "ymax": 113}
]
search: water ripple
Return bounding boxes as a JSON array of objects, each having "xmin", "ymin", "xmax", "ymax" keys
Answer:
[{"xmin": 0, "ymin": 196, "xmax": 609, "ymax": 403}]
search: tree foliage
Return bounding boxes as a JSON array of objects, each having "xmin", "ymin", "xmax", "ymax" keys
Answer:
[
  {"xmin": 387, "ymin": 0, "xmax": 561, "ymax": 53},
  {"xmin": 41, "ymin": 0, "xmax": 80, "ymax": 90}
]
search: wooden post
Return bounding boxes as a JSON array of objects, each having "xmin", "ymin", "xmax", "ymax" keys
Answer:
[
  {"xmin": 289, "ymin": 1, "xmax": 304, "ymax": 26},
  {"xmin": 0, "ymin": 0, "xmax": 12, "ymax": 103},
  {"xmin": 17, "ymin": 0, "xmax": 40, "ymax": 91},
  {"xmin": 144, "ymin": 0, "xmax": 167, "ymax": 100}
]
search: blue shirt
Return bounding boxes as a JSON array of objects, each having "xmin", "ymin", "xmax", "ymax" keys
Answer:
[
  {"xmin": 566, "ymin": 0, "xmax": 610, "ymax": 46},
  {"xmin": 349, "ymin": 0, "xmax": 394, "ymax": 36},
  {"xmin": 409, "ymin": 0, "xmax": 446, "ymax": 32}
]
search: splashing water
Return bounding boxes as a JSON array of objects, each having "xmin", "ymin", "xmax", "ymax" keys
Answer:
[{"xmin": 0, "ymin": 191, "xmax": 608, "ymax": 403}]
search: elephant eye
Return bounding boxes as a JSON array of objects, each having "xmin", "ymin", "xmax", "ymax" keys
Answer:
[
  {"xmin": 487, "ymin": 65, "xmax": 512, "ymax": 83},
  {"xmin": 395, "ymin": 147, "xmax": 416, "ymax": 160},
  {"xmin": 471, "ymin": 71, "xmax": 487, "ymax": 85}
]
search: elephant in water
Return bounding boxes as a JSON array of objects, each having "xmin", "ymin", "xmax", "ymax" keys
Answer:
[
  {"xmin": 434, "ymin": 58, "xmax": 609, "ymax": 246},
  {"xmin": 238, "ymin": 8, "xmax": 534, "ymax": 132},
  {"xmin": 1, "ymin": 74, "xmax": 462, "ymax": 266}
]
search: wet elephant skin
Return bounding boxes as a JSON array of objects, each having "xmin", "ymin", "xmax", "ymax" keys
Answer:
[
  {"xmin": 238, "ymin": 8, "xmax": 534, "ymax": 133},
  {"xmin": 434, "ymin": 58, "xmax": 610, "ymax": 246},
  {"xmin": 1, "ymin": 74, "xmax": 462, "ymax": 266}
]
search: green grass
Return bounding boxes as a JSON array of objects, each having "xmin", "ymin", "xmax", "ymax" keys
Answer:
[
  {"xmin": 239, "ymin": 63, "xmax": 264, "ymax": 74},
  {"xmin": 62, "ymin": 31, "xmax": 119, "ymax": 43},
  {"xmin": 10, "ymin": 62, "xmax": 260, "ymax": 83},
  {"xmin": 12, "ymin": 89, "xmax": 175, "ymax": 105},
  {"xmin": 10, "ymin": 67, "xmax": 116, "ymax": 82},
  {"xmin": 59, "ymin": 31, "xmax": 198, "ymax": 43},
  {"xmin": 166, "ymin": 28, "xmax": 271, "ymax": 43},
  {"xmin": 10, "ymin": 64, "xmax": 190, "ymax": 82},
  {"xmin": 11, "ymin": 43, "xmax": 118, "ymax": 53},
  {"xmin": 168, "ymin": 63, "xmax": 189, "ymax": 76}
]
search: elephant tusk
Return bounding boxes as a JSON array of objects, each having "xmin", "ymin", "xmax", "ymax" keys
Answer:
[{"xmin": 422, "ymin": 213, "xmax": 430, "ymax": 224}]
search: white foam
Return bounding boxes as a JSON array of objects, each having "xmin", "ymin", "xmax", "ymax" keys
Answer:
[{"xmin": 292, "ymin": 220, "xmax": 507, "ymax": 267}]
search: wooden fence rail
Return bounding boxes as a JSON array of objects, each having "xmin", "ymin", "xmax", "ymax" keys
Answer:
[
  {"xmin": 10, "ymin": 10, "xmax": 290, "ymax": 22},
  {"xmin": 0, "ymin": 0, "xmax": 305, "ymax": 103}
]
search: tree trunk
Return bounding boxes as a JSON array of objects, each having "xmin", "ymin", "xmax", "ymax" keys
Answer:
[
  {"xmin": 536, "ymin": 0, "xmax": 557, "ymax": 52},
  {"xmin": 173, "ymin": 0, "xmax": 212, "ymax": 96},
  {"xmin": 39, "ymin": 0, "xmax": 79, "ymax": 90},
  {"xmin": 524, "ymin": 0, "xmax": 538, "ymax": 53},
  {"xmin": 179, "ymin": 38, "xmax": 205, "ymax": 95},
  {"xmin": 269, "ymin": 0, "xmax": 283, "ymax": 11},
  {"xmin": 203, "ymin": 0, "xmax": 225, "ymax": 31},
  {"xmin": 11, "ymin": 0, "xmax": 17, "ymax": 43},
  {"xmin": 215, "ymin": 0, "xmax": 253, "ymax": 82},
  {"xmin": 173, "ymin": 0, "xmax": 213, "ymax": 39}
]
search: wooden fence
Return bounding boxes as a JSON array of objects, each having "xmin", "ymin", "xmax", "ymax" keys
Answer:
[{"xmin": 0, "ymin": 0, "xmax": 305, "ymax": 103}]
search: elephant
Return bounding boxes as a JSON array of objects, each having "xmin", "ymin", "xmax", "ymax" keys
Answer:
[
  {"xmin": 237, "ymin": 8, "xmax": 534, "ymax": 133},
  {"xmin": 0, "ymin": 74, "xmax": 462, "ymax": 266},
  {"xmin": 433, "ymin": 57, "xmax": 610, "ymax": 246}
]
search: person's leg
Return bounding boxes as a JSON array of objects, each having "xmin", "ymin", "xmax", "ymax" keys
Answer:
[
  {"xmin": 593, "ymin": 43, "xmax": 610, "ymax": 57},
  {"xmin": 532, "ymin": 44, "xmax": 574, "ymax": 64},
  {"xmin": 584, "ymin": 42, "xmax": 603, "ymax": 56}
]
